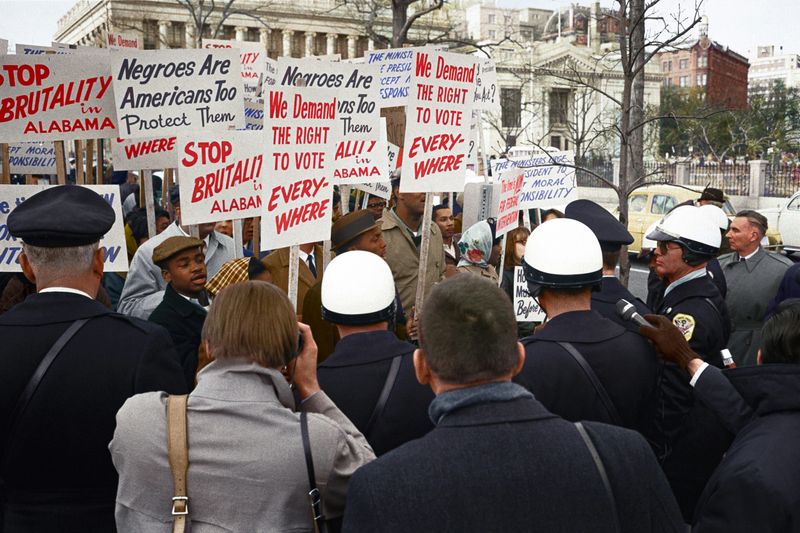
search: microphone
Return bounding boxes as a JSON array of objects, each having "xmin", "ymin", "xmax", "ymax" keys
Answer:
[{"xmin": 616, "ymin": 299, "xmax": 654, "ymax": 329}]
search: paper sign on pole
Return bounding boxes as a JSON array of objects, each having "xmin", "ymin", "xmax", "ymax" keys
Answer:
[
  {"xmin": 3, "ymin": 142, "xmax": 57, "ymax": 174},
  {"xmin": 202, "ymin": 39, "xmax": 266, "ymax": 99},
  {"xmin": 366, "ymin": 47, "xmax": 415, "ymax": 106},
  {"xmin": 111, "ymin": 136, "xmax": 178, "ymax": 171},
  {"xmin": 356, "ymin": 119, "xmax": 397, "ymax": 200},
  {"xmin": 110, "ymin": 49, "xmax": 244, "ymax": 139},
  {"xmin": 177, "ymin": 131, "xmax": 265, "ymax": 225},
  {"xmin": 473, "ymin": 58, "xmax": 500, "ymax": 111},
  {"xmin": 107, "ymin": 31, "xmax": 140, "ymax": 50},
  {"xmin": 262, "ymin": 57, "xmax": 277, "ymax": 92},
  {"xmin": 243, "ymin": 98, "xmax": 263, "ymax": 130},
  {"xmin": 495, "ymin": 168, "xmax": 523, "ymax": 237},
  {"xmin": 261, "ymin": 85, "xmax": 338, "ymax": 248},
  {"xmin": 0, "ymin": 184, "xmax": 128, "ymax": 272},
  {"xmin": 0, "ymin": 39, "xmax": 7, "ymax": 56},
  {"xmin": 15, "ymin": 44, "xmax": 54, "ymax": 55},
  {"xmin": 513, "ymin": 266, "xmax": 546, "ymax": 322},
  {"xmin": 400, "ymin": 49, "xmax": 476, "ymax": 192},
  {"xmin": 0, "ymin": 54, "xmax": 118, "ymax": 142},
  {"xmin": 513, "ymin": 151, "xmax": 578, "ymax": 209}
]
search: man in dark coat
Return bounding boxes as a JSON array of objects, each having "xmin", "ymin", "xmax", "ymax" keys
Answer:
[
  {"xmin": 0, "ymin": 186, "xmax": 187, "ymax": 532},
  {"xmin": 343, "ymin": 275, "xmax": 683, "ymax": 533},
  {"xmin": 148, "ymin": 236, "xmax": 209, "ymax": 389},
  {"xmin": 765, "ymin": 261, "xmax": 800, "ymax": 317},
  {"xmin": 317, "ymin": 250, "xmax": 433, "ymax": 456}
]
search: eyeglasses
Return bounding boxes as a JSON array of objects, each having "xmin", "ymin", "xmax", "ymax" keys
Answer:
[{"xmin": 656, "ymin": 241, "xmax": 683, "ymax": 254}]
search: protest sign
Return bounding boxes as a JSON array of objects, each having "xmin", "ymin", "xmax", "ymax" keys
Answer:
[
  {"xmin": 355, "ymin": 121, "xmax": 395, "ymax": 200},
  {"xmin": 0, "ymin": 39, "xmax": 7, "ymax": 56},
  {"xmin": 0, "ymin": 54, "xmax": 117, "ymax": 142},
  {"xmin": 277, "ymin": 58, "xmax": 386, "ymax": 185},
  {"xmin": 110, "ymin": 49, "xmax": 244, "ymax": 138},
  {"xmin": 401, "ymin": 49, "xmax": 476, "ymax": 192},
  {"xmin": 262, "ymin": 85, "xmax": 338, "ymax": 248},
  {"xmin": 0, "ymin": 184, "xmax": 128, "ymax": 272},
  {"xmin": 3, "ymin": 142, "xmax": 57, "ymax": 174},
  {"xmin": 15, "ymin": 44, "xmax": 54, "ymax": 55},
  {"xmin": 263, "ymin": 57, "xmax": 277, "ymax": 90},
  {"xmin": 243, "ymin": 98, "xmax": 263, "ymax": 130},
  {"xmin": 495, "ymin": 168, "xmax": 523, "ymax": 237},
  {"xmin": 366, "ymin": 47, "xmax": 415, "ymax": 106},
  {"xmin": 107, "ymin": 31, "xmax": 140, "ymax": 49},
  {"xmin": 466, "ymin": 110, "xmax": 479, "ymax": 170},
  {"xmin": 513, "ymin": 266, "xmax": 546, "ymax": 322},
  {"xmin": 203, "ymin": 39, "xmax": 266, "ymax": 98},
  {"xmin": 473, "ymin": 58, "xmax": 499, "ymax": 111},
  {"xmin": 111, "ymin": 136, "xmax": 177, "ymax": 171},
  {"xmin": 177, "ymin": 131, "xmax": 265, "ymax": 225},
  {"xmin": 513, "ymin": 151, "xmax": 578, "ymax": 209}
]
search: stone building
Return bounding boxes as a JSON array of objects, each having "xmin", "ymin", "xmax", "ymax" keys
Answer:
[{"xmin": 748, "ymin": 45, "xmax": 800, "ymax": 95}]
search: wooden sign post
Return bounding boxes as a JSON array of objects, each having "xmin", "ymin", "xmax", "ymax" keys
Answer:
[
  {"xmin": 288, "ymin": 244, "xmax": 300, "ymax": 311},
  {"xmin": 0, "ymin": 144, "xmax": 10, "ymax": 184},
  {"xmin": 142, "ymin": 169, "xmax": 157, "ymax": 238}
]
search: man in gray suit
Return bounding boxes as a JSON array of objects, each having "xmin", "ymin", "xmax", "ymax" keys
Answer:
[
  {"xmin": 719, "ymin": 210, "xmax": 793, "ymax": 365},
  {"xmin": 117, "ymin": 187, "xmax": 235, "ymax": 319}
]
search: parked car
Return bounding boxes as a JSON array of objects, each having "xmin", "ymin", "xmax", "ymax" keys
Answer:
[{"xmin": 759, "ymin": 191, "xmax": 800, "ymax": 254}]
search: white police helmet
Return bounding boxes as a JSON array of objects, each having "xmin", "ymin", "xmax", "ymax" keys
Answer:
[
  {"xmin": 698, "ymin": 204, "xmax": 730, "ymax": 232},
  {"xmin": 647, "ymin": 205, "xmax": 720, "ymax": 263},
  {"xmin": 521, "ymin": 218, "xmax": 603, "ymax": 296},
  {"xmin": 642, "ymin": 221, "xmax": 659, "ymax": 251},
  {"xmin": 321, "ymin": 250, "xmax": 396, "ymax": 325}
]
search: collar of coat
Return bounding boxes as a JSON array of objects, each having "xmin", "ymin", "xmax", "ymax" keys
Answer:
[
  {"xmin": 194, "ymin": 358, "xmax": 296, "ymax": 409},
  {"xmin": 319, "ymin": 330, "xmax": 415, "ymax": 367},
  {"xmin": 435, "ymin": 395, "xmax": 559, "ymax": 428},
  {"xmin": 725, "ymin": 364, "xmax": 800, "ymax": 416},
  {"xmin": 523, "ymin": 309, "xmax": 625, "ymax": 344},
  {"xmin": 720, "ymin": 247, "xmax": 767, "ymax": 273},
  {"xmin": 162, "ymin": 283, "xmax": 208, "ymax": 318}
]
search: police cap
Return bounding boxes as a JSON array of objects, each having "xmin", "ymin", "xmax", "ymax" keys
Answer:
[
  {"xmin": 565, "ymin": 199, "xmax": 633, "ymax": 251},
  {"xmin": 152, "ymin": 236, "xmax": 204, "ymax": 265},
  {"xmin": 7, "ymin": 185, "xmax": 115, "ymax": 247},
  {"xmin": 332, "ymin": 210, "xmax": 378, "ymax": 253}
]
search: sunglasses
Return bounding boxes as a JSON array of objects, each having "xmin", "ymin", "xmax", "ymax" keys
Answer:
[{"xmin": 656, "ymin": 241, "xmax": 683, "ymax": 254}]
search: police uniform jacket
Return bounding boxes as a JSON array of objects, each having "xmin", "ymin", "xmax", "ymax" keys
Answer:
[
  {"xmin": 706, "ymin": 257, "xmax": 727, "ymax": 299},
  {"xmin": 591, "ymin": 276, "xmax": 651, "ymax": 332},
  {"xmin": 0, "ymin": 291, "xmax": 187, "ymax": 532},
  {"xmin": 148, "ymin": 283, "xmax": 207, "ymax": 390},
  {"xmin": 317, "ymin": 330, "xmax": 434, "ymax": 456},
  {"xmin": 516, "ymin": 310, "xmax": 659, "ymax": 435},
  {"xmin": 765, "ymin": 262, "xmax": 800, "ymax": 317},
  {"xmin": 719, "ymin": 248, "xmax": 793, "ymax": 366},
  {"xmin": 342, "ymin": 395, "xmax": 683, "ymax": 533}
]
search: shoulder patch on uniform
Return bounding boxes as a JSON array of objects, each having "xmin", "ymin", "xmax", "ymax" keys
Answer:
[{"xmin": 672, "ymin": 313, "xmax": 696, "ymax": 341}]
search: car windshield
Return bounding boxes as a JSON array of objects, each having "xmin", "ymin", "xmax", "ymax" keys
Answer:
[{"xmin": 722, "ymin": 200, "xmax": 735, "ymax": 215}]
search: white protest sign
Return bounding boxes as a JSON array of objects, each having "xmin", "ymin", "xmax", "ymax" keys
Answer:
[
  {"xmin": 495, "ymin": 168, "xmax": 523, "ymax": 237},
  {"xmin": 0, "ymin": 184, "xmax": 128, "ymax": 272},
  {"xmin": 177, "ymin": 132, "xmax": 265, "ymax": 225},
  {"xmin": 0, "ymin": 39, "xmax": 7, "ymax": 56},
  {"xmin": 3, "ymin": 142, "xmax": 57, "ymax": 174},
  {"xmin": 366, "ymin": 47, "xmax": 415, "ymax": 106},
  {"xmin": 15, "ymin": 44, "xmax": 54, "ymax": 55},
  {"xmin": 355, "ymin": 126, "xmax": 395, "ymax": 200},
  {"xmin": 473, "ymin": 57, "xmax": 499, "ymax": 111},
  {"xmin": 513, "ymin": 266, "xmax": 545, "ymax": 322},
  {"xmin": 243, "ymin": 98, "xmax": 263, "ymax": 130},
  {"xmin": 514, "ymin": 151, "xmax": 578, "ymax": 209},
  {"xmin": 401, "ymin": 49, "xmax": 476, "ymax": 192},
  {"xmin": 467, "ymin": 110, "xmax": 480, "ymax": 169},
  {"xmin": 261, "ymin": 85, "xmax": 337, "ymax": 248},
  {"xmin": 0, "ymin": 54, "xmax": 117, "ymax": 142},
  {"xmin": 111, "ymin": 136, "xmax": 177, "ymax": 171},
  {"xmin": 355, "ymin": 181, "xmax": 391, "ymax": 200},
  {"xmin": 107, "ymin": 31, "xmax": 140, "ymax": 49},
  {"xmin": 263, "ymin": 57, "xmax": 277, "ymax": 90},
  {"xmin": 277, "ymin": 58, "xmax": 386, "ymax": 185},
  {"xmin": 202, "ymin": 39, "xmax": 266, "ymax": 99},
  {"xmin": 110, "ymin": 49, "xmax": 244, "ymax": 138}
]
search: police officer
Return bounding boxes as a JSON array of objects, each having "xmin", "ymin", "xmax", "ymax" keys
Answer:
[
  {"xmin": 0, "ymin": 186, "xmax": 187, "ymax": 531},
  {"xmin": 317, "ymin": 251, "xmax": 434, "ymax": 456},
  {"xmin": 564, "ymin": 199, "xmax": 650, "ymax": 332},
  {"xmin": 515, "ymin": 219, "xmax": 660, "ymax": 437}
]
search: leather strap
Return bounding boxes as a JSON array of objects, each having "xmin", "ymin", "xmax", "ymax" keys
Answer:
[
  {"xmin": 167, "ymin": 395, "xmax": 189, "ymax": 533},
  {"xmin": 300, "ymin": 411, "xmax": 326, "ymax": 533},
  {"xmin": 2, "ymin": 318, "xmax": 90, "ymax": 467},
  {"xmin": 557, "ymin": 341, "xmax": 622, "ymax": 426},
  {"xmin": 364, "ymin": 355, "xmax": 402, "ymax": 438},
  {"xmin": 575, "ymin": 422, "xmax": 620, "ymax": 533}
]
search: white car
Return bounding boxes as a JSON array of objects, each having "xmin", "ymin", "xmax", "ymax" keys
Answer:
[{"xmin": 759, "ymin": 191, "xmax": 800, "ymax": 254}]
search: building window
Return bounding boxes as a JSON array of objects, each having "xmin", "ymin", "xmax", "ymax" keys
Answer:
[
  {"xmin": 548, "ymin": 89, "xmax": 570, "ymax": 126},
  {"xmin": 679, "ymin": 58, "xmax": 688, "ymax": 69},
  {"xmin": 550, "ymin": 135, "xmax": 562, "ymax": 149},
  {"xmin": 488, "ymin": 30, "xmax": 496, "ymax": 39},
  {"xmin": 488, "ymin": 14, "xmax": 496, "ymax": 24},
  {"xmin": 167, "ymin": 22, "xmax": 185, "ymax": 48},
  {"xmin": 698, "ymin": 55, "xmax": 707, "ymax": 68},
  {"xmin": 521, "ymin": 30, "xmax": 531, "ymax": 40},
  {"xmin": 679, "ymin": 76, "xmax": 689, "ymax": 87},
  {"xmin": 501, "ymin": 88, "xmax": 522, "ymax": 128},
  {"xmin": 143, "ymin": 20, "xmax": 158, "ymax": 49},
  {"xmin": 696, "ymin": 74, "xmax": 707, "ymax": 86},
  {"xmin": 246, "ymin": 27, "xmax": 260, "ymax": 42},
  {"xmin": 662, "ymin": 61, "xmax": 670, "ymax": 72},
  {"xmin": 664, "ymin": 78, "xmax": 672, "ymax": 87}
]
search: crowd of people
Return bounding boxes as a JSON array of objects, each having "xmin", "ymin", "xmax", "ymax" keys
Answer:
[{"xmin": 1, "ymin": 180, "xmax": 799, "ymax": 532}]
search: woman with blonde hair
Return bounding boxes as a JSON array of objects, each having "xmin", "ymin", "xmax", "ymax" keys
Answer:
[{"xmin": 110, "ymin": 281, "xmax": 375, "ymax": 532}]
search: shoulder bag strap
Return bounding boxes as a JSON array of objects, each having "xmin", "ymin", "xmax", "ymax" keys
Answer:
[
  {"xmin": 2, "ymin": 318, "xmax": 90, "ymax": 467},
  {"xmin": 364, "ymin": 355, "xmax": 403, "ymax": 438},
  {"xmin": 167, "ymin": 395, "xmax": 189, "ymax": 533},
  {"xmin": 300, "ymin": 410, "xmax": 327, "ymax": 533},
  {"xmin": 575, "ymin": 422, "xmax": 620, "ymax": 533},
  {"xmin": 557, "ymin": 341, "xmax": 622, "ymax": 426}
]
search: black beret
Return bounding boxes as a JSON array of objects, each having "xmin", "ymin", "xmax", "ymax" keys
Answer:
[
  {"xmin": 8, "ymin": 185, "xmax": 115, "ymax": 247},
  {"xmin": 565, "ymin": 199, "xmax": 633, "ymax": 251},
  {"xmin": 332, "ymin": 210, "xmax": 377, "ymax": 252}
]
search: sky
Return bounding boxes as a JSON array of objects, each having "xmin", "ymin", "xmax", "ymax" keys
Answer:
[{"xmin": 0, "ymin": 0, "xmax": 797, "ymax": 59}]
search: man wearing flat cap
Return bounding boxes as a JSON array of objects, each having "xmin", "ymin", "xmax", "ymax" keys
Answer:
[{"xmin": 0, "ymin": 186, "xmax": 187, "ymax": 531}]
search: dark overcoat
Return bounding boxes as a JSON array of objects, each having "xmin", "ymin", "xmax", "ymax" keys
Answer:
[
  {"xmin": 591, "ymin": 276, "xmax": 651, "ymax": 332},
  {"xmin": 0, "ymin": 292, "xmax": 187, "ymax": 532}
]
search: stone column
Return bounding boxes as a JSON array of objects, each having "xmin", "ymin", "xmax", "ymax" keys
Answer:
[
  {"xmin": 282, "ymin": 30, "xmax": 293, "ymax": 57},
  {"xmin": 185, "ymin": 24, "xmax": 196, "ymax": 48},
  {"xmin": 326, "ymin": 33, "xmax": 337, "ymax": 56},
  {"xmin": 368, "ymin": 39, "xmax": 375, "ymax": 52},
  {"xmin": 675, "ymin": 162, "xmax": 690, "ymax": 185},
  {"xmin": 235, "ymin": 26, "xmax": 247, "ymax": 42},
  {"xmin": 749, "ymin": 159, "xmax": 768, "ymax": 199},
  {"xmin": 158, "ymin": 20, "xmax": 171, "ymax": 49},
  {"xmin": 259, "ymin": 28, "xmax": 270, "ymax": 48},
  {"xmin": 347, "ymin": 35, "xmax": 358, "ymax": 59},
  {"xmin": 305, "ymin": 32, "xmax": 315, "ymax": 57}
]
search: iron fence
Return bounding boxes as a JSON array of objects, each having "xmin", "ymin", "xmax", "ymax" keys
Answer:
[
  {"xmin": 684, "ymin": 163, "xmax": 751, "ymax": 196},
  {"xmin": 763, "ymin": 163, "xmax": 800, "ymax": 198},
  {"xmin": 575, "ymin": 159, "xmax": 614, "ymax": 188}
]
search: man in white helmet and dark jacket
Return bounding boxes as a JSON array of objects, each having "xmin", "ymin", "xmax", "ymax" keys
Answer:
[{"xmin": 316, "ymin": 251, "xmax": 435, "ymax": 456}]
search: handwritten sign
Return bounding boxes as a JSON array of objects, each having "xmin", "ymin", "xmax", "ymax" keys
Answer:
[
  {"xmin": 495, "ymin": 169, "xmax": 523, "ymax": 237},
  {"xmin": 0, "ymin": 184, "xmax": 128, "ymax": 272},
  {"xmin": 2, "ymin": 142, "xmax": 57, "ymax": 174},
  {"xmin": 401, "ymin": 49, "xmax": 476, "ymax": 192},
  {"xmin": 178, "ymin": 132, "xmax": 264, "ymax": 225},
  {"xmin": 203, "ymin": 39, "xmax": 266, "ymax": 98},
  {"xmin": 0, "ymin": 54, "xmax": 117, "ymax": 142},
  {"xmin": 111, "ymin": 136, "xmax": 177, "ymax": 171},
  {"xmin": 110, "ymin": 49, "xmax": 244, "ymax": 138},
  {"xmin": 262, "ymin": 85, "xmax": 337, "ymax": 248},
  {"xmin": 493, "ymin": 151, "xmax": 579, "ymax": 209},
  {"xmin": 473, "ymin": 58, "xmax": 499, "ymax": 111},
  {"xmin": 107, "ymin": 31, "xmax": 140, "ymax": 50},
  {"xmin": 513, "ymin": 266, "xmax": 545, "ymax": 322},
  {"xmin": 262, "ymin": 57, "xmax": 277, "ymax": 92},
  {"xmin": 366, "ymin": 47, "xmax": 415, "ymax": 106}
]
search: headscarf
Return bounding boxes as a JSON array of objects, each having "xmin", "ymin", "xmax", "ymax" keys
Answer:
[{"xmin": 457, "ymin": 220, "xmax": 493, "ymax": 269}]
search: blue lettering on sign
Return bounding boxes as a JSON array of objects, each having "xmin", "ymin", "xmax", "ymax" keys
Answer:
[
  {"xmin": 101, "ymin": 246, "xmax": 121, "ymax": 263},
  {"xmin": 0, "ymin": 246, "xmax": 22, "ymax": 266},
  {"xmin": 101, "ymin": 193, "xmax": 115, "ymax": 205}
]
